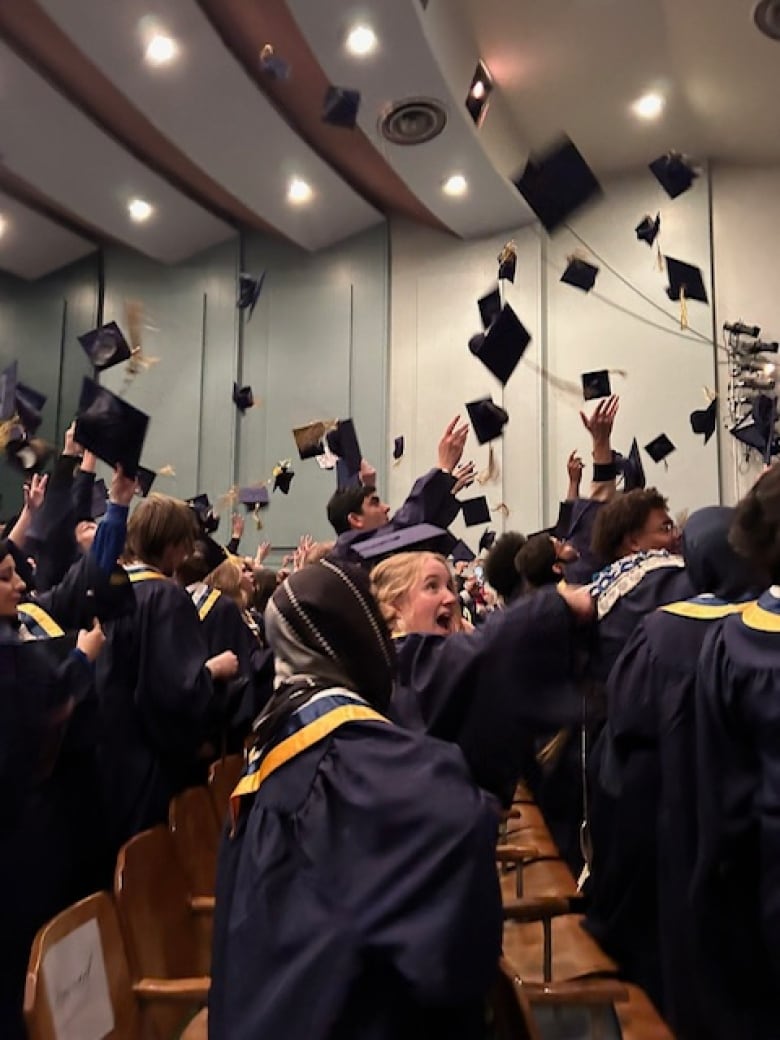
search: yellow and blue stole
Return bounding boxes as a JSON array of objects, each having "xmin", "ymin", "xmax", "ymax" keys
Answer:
[
  {"xmin": 125, "ymin": 564, "xmax": 167, "ymax": 585},
  {"xmin": 230, "ymin": 689, "xmax": 388, "ymax": 828},
  {"xmin": 741, "ymin": 590, "xmax": 780, "ymax": 633},
  {"xmin": 16, "ymin": 602, "xmax": 65, "ymax": 640},
  {"xmin": 661, "ymin": 595, "xmax": 753, "ymax": 622},
  {"xmin": 190, "ymin": 583, "xmax": 222, "ymax": 622}
]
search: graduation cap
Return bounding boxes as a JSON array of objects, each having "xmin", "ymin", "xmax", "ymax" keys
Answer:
[
  {"xmin": 497, "ymin": 241, "xmax": 517, "ymax": 283},
  {"xmin": 73, "ymin": 378, "xmax": 149, "ymax": 479},
  {"xmin": 393, "ymin": 435, "xmax": 405, "ymax": 461},
  {"xmin": 665, "ymin": 257, "xmax": 708, "ymax": 304},
  {"xmin": 478, "ymin": 529, "xmax": 497, "ymax": 554},
  {"xmin": 730, "ymin": 394, "xmax": 777, "ymax": 455},
  {"xmin": 635, "ymin": 213, "xmax": 661, "ymax": 246},
  {"xmin": 649, "ymin": 153, "xmax": 698, "ymax": 199},
  {"xmin": 327, "ymin": 419, "xmax": 362, "ymax": 487},
  {"xmin": 233, "ymin": 382, "xmax": 254, "ymax": 414},
  {"xmin": 478, "ymin": 288, "xmax": 502, "ymax": 330},
  {"xmin": 461, "ymin": 495, "xmax": 492, "ymax": 527},
  {"xmin": 465, "ymin": 396, "xmax": 508, "ymax": 444},
  {"xmin": 322, "ymin": 85, "xmax": 361, "ymax": 128},
  {"xmin": 15, "ymin": 381, "xmax": 46, "ymax": 434},
  {"xmin": 450, "ymin": 539, "xmax": 476, "ymax": 564},
  {"xmin": 259, "ymin": 43, "xmax": 290, "ymax": 81},
  {"xmin": 238, "ymin": 485, "xmax": 270, "ymax": 511},
  {"xmin": 77, "ymin": 321, "xmax": 132, "ymax": 372},
  {"xmin": 292, "ymin": 420, "xmax": 334, "ymax": 460},
  {"xmin": 135, "ymin": 466, "xmax": 157, "ymax": 497},
  {"xmin": 273, "ymin": 462, "xmax": 294, "ymax": 495},
  {"xmin": 351, "ymin": 523, "xmax": 455, "ymax": 562},
  {"xmin": 187, "ymin": 493, "xmax": 220, "ymax": 535},
  {"xmin": 0, "ymin": 360, "xmax": 17, "ymax": 422},
  {"xmin": 237, "ymin": 272, "xmax": 266, "ymax": 321},
  {"xmin": 617, "ymin": 439, "xmax": 646, "ymax": 491},
  {"xmin": 512, "ymin": 135, "xmax": 603, "ymax": 233},
  {"xmin": 561, "ymin": 257, "xmax": 599, "ymax": 292},
  {"xmin": 581, "ymin": 370, "xmax": 611, "ymax": 401},
  {"xmin": 690, "ymin": 398, "xmax": 718, "ymax": 445},
  {"xmin": 91, "ymin": 478, "xmax": 108, "ymax": 520},
  {"xmin": 4, "ymin": 432, "xmax": 52, "ymax": 474},
  {"xmin": 644, "ymin": 433, "xmax": 676, "ymax": 464},
  {"xmin": 468, "ymin": 303, "xmax": 531, "ymax": 385}
]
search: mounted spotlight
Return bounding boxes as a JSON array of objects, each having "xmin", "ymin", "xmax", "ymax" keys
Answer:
[{"xmin": 465, "ymin": 60, "xmax": 494, "ymax": 127}]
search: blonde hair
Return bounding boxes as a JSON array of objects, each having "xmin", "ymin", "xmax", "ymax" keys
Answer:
[
  {"xmin": 125, "ymin": 494, "xmax": 195, "ymax": 570},
  {"xmin": 206, "ymin": 557, "xmax": 243, "ymax": 606},
  {"xmin": 370, "ymin": 551, "xmax": 452, "ymax": 635}
]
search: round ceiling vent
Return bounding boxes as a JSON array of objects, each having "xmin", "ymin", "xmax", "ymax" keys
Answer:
[
  {"xmin": 379, "ymin": 97, "xmax": 447, "ymax": 145},
  {"xmin": 754, "ymin": 0, "xmax": 780, "ymax": 39}
]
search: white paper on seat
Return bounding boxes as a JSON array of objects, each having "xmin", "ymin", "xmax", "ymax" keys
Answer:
[{"xmin": 42, "ymin": 918, "xmax": 115, "ymax": 1040}]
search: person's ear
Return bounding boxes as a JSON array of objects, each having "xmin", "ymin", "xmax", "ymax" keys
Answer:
[{"xmin": 347, "ymin": 510, "xmax": 364, "ymax": 530}]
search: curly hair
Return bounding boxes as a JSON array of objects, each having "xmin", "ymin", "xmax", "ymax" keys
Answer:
[
  {"xmin": 515, "ymin": 534, "xmax": 559, "ymax": 590},
  {"xmin": 591, "ymin": 488, "xmax": 669, "ymax": 564},
  {"xmin": 730, "ymin": 466, "xmax": 780, "ymax": 582},
  {"xmin": 483, "ymin": 531, "xmax": 527, "ymax": 602},
  {"xmin": 370, "ymin": 551, "xmax": 452, "ymax": 634}
]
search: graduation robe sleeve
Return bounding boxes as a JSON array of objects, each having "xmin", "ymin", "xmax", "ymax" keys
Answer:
[{"xmin": 391, "ymin": 467, "xmax": 460, "ymax": 530}]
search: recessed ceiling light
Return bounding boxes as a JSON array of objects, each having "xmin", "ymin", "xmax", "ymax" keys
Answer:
[
  {"xmin": 632, "ymin": 92, "xmax": 665, "ymax": 120},
  {"xmin": 128, "ymin": 198, "xmax": 153, "ymax": 222},
  {"xmin": 346, "ymin": 24, "xmax": 377, "ymax": 56},
  {"xmin": 287, "ymin": 177, "xmax": 313, "ymax": 204},
  {"xmin": 443, "ymin": 174, "xmax": 468, "ymax": 197},
  {"xmin": 145, "ymin": 33, "xmax": 178, "ymax": 67}
]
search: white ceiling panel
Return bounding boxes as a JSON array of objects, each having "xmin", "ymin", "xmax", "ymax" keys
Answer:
[
  {"xmin": 0, "ymin": 190, "xmax": 95, "ymax": 279},
  {"xmin": 38, "ymin": 0, "xmax": 383, "ymax": 251}
]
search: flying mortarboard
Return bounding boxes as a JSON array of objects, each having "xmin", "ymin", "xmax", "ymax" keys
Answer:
[
  {"xmin": 478, "ymin": 288, "xmax": 502, "ymax": 330},
  {"xmin": 322, "ymin": 85, "xmax": 361, "ymax": 129},
  {"xmin": 77, "ymin": 321, "xmax": 132, "ymax": 372},
  {"xmin": 466, "ymin": 396, "xmax": 508, "ymax": 444},
  {"xmin": 237, "ymin": 272, "xmax": 266, "ymax": 321},
  {"xmin": 187, "ymin": 493, "xmax": 220, "ymax": 535},
  {"xmin": 468, "ymin": 303, "xmax": 531, "ymax": 385},
  {"xmin": 135, "ymin": 466, "xmax": 157, "ymax": 497},
  {"xmin": 273, "ymin": 461, "xmax": 294, "ymax": 495},
  {"xmin": 690, "ymin": 397, "xmax": 718, "ymax": 445},
  {"xmin": 326, "ymin": 419, "xmax": 362, "ymax": 487},
  {"xmin": 199, "ymin": 536, "xmax": 229, "ymax": 575},
  {"xmin": 649, "ymin": 153, "xmax": 698, "ymax": 199},
  {"xmin": 393, "ymin": 435, "xmax": 405, "ymax": 461},
  {"xmin": 351, "ymin": 523, "xmax": 455, "ymax": 562},
  {"xmin": 635, "ymin": 213, "xmax": 661, "ymax": 246},
  {"xmin": 73, "ymin": 378, "xmax": 149, "ymax": 479},
  {"xmin": 461, "ymin": 495, "xmax": 492, "ymax": 527},
  {"xmin": 581, "ymin": 370, "xmax": 611, "ymax": 401},
  {"xmin": 665, "ymin": 257, "xmax": 708, "ymax": 304},
  {"xmin": 644, "ymin": 433, "xmax": 676, "ymax": 465},
  {"xmin": 15, "ymin": 382, "xmax": 46, "ymax": 434},
  {"xmin": 233, "ymin": 382, "xmax": 254, "ymax": 413},
  {"xmin": 615, "ymin": 439, "xmax": 646, "ymax": 492},
  {"xmin": 293, "ymin": 420, "xmax": 335, "ymax": 460},
  {"xmin": 561, "ymin": 257, "xmax": 599, "ymax": 293},
  {"xmin": 478, "ymin": 529, "xmax": 497, "ymax": 554},
  {"xmin": 497, "ymin": 241, "xmax": 517, "ymax": 283},
  {"xmin": 238, "ymin": 485, "xmax": 270, "ymax": 511},
  {"xmin": 512, "ymin": 135, "xmax": 603, "ymax": 233},
  {"xmin": 730, "ymin": 394, "xmax": 777, "ymax": 455},
  {"xmin": 450, "ymin": 539, "xmax": 476, "ymax": 564}
]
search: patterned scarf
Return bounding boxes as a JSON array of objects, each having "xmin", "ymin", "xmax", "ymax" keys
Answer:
[{"xmin": 590, "ymin": 549, "xmax": 685, "ymax": 620}]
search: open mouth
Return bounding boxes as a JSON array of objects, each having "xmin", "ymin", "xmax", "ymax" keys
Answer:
[{"xmin": 435, "ymin": 610, "xmax": 452, "ymax": 632}]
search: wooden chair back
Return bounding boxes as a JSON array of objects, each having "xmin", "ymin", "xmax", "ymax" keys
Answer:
[
  {"xmin": 490, "ymin": 959, "xmax": 541, "ymax": 1040},
  {"xmin": 169, "ymin": 787, "xmax": 220, "ymax": 897},
  {"xmin": 207, "ymin": 754, "xmax": 243, "ymax": 825}
]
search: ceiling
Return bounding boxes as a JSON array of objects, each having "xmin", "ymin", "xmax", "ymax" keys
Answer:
[{"xmin": 0, "ymin": 0, "xmax": 776, "ymax": 279}]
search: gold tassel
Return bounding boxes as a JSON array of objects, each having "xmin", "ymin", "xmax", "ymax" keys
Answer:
[
  {"xmin": 0, "ymin": 417, "xmax": 19, "ymax": 451},
  {"xmin": 216, "ymin": 485, "xmax": 239, "ymax": 511},
  {"xmin": 536, "ymin": 729, "xmax": 570, "ymax": 768},
  {"xmin": 656, "ymin": 241, "xmax": 664, "ymax": 272},
  {"xmin": 477, "ymin": 445, "xmax": 499, "ymax": 485},
  {"xmin": 252, "ymin": 504, "xmax": 264, "ymax": 531},
  {"xmin": 157, "ymin": 464, "xmax": 176, "ymax": 478},
  {"xmin": 679, "ymin": 287, "xmax": 689, "ymax": 331},
  {"xmin": 492, "ymin": 502, "xmax": 509, "ymax": 517}
]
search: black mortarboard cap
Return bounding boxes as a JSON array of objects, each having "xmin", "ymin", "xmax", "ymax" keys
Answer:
[
  {"xmin": 665, "ymin": 257, "xmax": 708, "ymax": 304},
  {"xmin": 644, "ymin": 433, "xmax": 676, "ymax": 464},
  {"xmin": 4, "ymin": 432, "xmax": 52, "ymax": 474},
  {"xmin": 468, "ymin": 303, "xmax": 531, "ymax": 385},
  {"xmin": 187, "ymin": 493, "xmax": 220, "ymax": 535},
  {"xmin": 621, "ymin": 439, "xmax": 646, "ymax": 492},
  {"xmin": 135, "ymin": 466, "xmax": 157, "ymax": 497},
  {"xmin": 77, "ymin": 321, "xmax": 132, "ymax": 372},
  {"xmin": 202, "ymin": 536, "xmax": 229, "ymax": 574},
  {"xmin": 636, "ymin": 213, "xmax": 661, "ymax": 246},
  {"xmin": 233, "ymin": 382, "xmax": 254, "ymax": 413},
  {"xmin": 238, "ymin": 485, "xmax": 270, "ymax": 511},
  {"xmin": 237, "ymin": 272, "xmax": 266, "ymax": 320},
  {"xmin": 649, "ymin": 153, "xmax": 698, "ymax": 199},
  {"xmin": 351, "ymin": 523, "xmax": 453, "ymax": 562},
  {"xmin": 273, "ymin": 464, "xmax": 294, "ymax": 495},
  {"xmin": 91, "ymin": 478, "xmax": 108, "ymax": 520},
  {"xmin": 497, "ymin": 243, "xmax": 517, "ymax": 284},
  {"xmin": 461, "ymin": 495, "xmax": 492, "ymax": 527},
  {"xmin": 478, "ymin": 288, "xmax": 502, "ymax": 331},
  {"xmin": 581, "ymin": 370, "xmax": 611, "ymax": 401},
  {"xmin": 393, "ymin": 435, "xmax": 405, "ymax": 461},
  {"xmin": 14, "ymin": 381, "xmax": 46, "ymax": 434},
  {"xmin": 73, "ymin": 378, "xmax": 149, "ymax": 479},
  {"xmin": 512, "ymin": 135, "xmax": 603, "ymax": 233},
  {"xmin": 326, "ymin": 419, "xmax": 362, "ymax": 487},
  {"xmin": 478, "ymin": 529, "xmax": 496, "ymax": 554},
  {"xmin": 451, "ymin": 539, "xmax": 476, "ymax": 564},
  {"xmin": 322, "ymin": 86, "xmax": 361, "ymax": 129},
  {"xmin": 690, "ymin": 398, "xmax": 718, "ymax": 444},
  {"xmin": 730, "ymin": 394, "xmax": 776, "ymax": 455},
  {"xmin": 466, "ymin": 396, "xmax": 508, "ymax": 444},
  {"xmin": 293, "ymin": 421, "xmax": 333, "ymax": 460},
  {"xmin": 0, "ymin": 360, "xmax": 17, "ymax": 422},
  {"xmin": 561, "ymin": 257, "xmax": 599, "ymax": 293}
]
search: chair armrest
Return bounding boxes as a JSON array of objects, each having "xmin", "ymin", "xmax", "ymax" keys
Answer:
[
  {"xmin": 524, "ymin": 980, "xmax": 630, "ymax": 1006},
  {"xmin": 133, "ymin": 977, "xmax": 211, "ymax": 1002},
  {"xmin": 496, "ymin": 843, "xmax": 540, "ymax": 863},
  {"xmin": 188, "ymin": 895, "xmax": 216, "ymax": 914},
  {"xmin": 503, "ymin": 896, "xmax": 573, "ymax": 923}
]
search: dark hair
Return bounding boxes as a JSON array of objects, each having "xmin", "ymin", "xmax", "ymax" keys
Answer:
[
  {"xmin": 125, "ymin": 494, "xmax": 196, "ymax": 570},
  {"xmin": 730, "ymin": 467, "xmax": 780, "ymax": 583},
  {"xmin": 515, "ymin": 534, "xmax": 558, "ymax": 590},
  {"xmin": 175, "ymin": 540, "xmax": 213, "ymax": 587},
  {"xmin": 326, "ymin": 485, "xmax": 375, "ymax": 535},
  {"xmin": 483, "ymin": 531, "xmax": 527, "ymax": 602},
  {"xmin": 251, "ymin": 568, "xmax": 278, "ymax": 615},
  {"xmin": 591, "ymin": 488, "xmax": 669, "ymax": 564}
]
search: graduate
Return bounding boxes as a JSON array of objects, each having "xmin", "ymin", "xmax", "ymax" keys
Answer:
[
  {"xmin": 210, "ymin": 559, "xmax": 503, "ymax": 1040},
  {"xmin": 584, "ymin": 506, "xmax": 760, "ymax": 1035},
  {"xmin": 691, "ymin": 466, "xmax": 780, "ymax": 1039},
  {"xmin": 370, "ymin": 550, "xmax": 594, "ymax": 807}
]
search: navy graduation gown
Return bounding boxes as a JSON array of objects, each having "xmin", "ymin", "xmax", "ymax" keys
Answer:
[
  {"xmin": 210, "ymin": 714, "xmax": 502, "ymax": 1040},
  {"xmin": 391, "ymin": 588, "xmax": 583, "ymax": 805},
  {"xmin": 691, "ymin": 590, "xmax": 780, "ymax": 1039},
  {"xmin": 557, "ymin": 498, "xmax": 606, "ymax": 585}
]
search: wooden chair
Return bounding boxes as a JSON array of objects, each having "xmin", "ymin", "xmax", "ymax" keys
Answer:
[
  {"xmin": 114, "ymin": 827, "xmax": 212, "ymax": 1039},
  {"xmin": 24, "ymin": 891, "xmax": 207, "ymax": 1040},
  {"xmin": 207, "ymin": 753, "xmax": 244, "ymax": 824},
  {"xmin": 169, "ymin": 786, "xmax": 221, "ymax": 898}
]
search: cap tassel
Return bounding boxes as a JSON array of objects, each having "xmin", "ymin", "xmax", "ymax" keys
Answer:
[
  {"xmin": 252, "ymin": 504, "xmax": 264, "ymax": 531},
  {"xmin": 679, "ymin": 287, "xmax": 689, "ymax": 331},
  {"xmin": 0, "ymin": 416, "xmax": 18, "ymax": 451},
  {"xmin": 157, "ymin": 464, "xmax": 176, "ymax": 478},
  {"xmin": 655, "ymin": 241, "xmax": 664, "ymax": 272},
  {"xmin": 477, "ymin": 445, "xmax": 500, "ymax": 485},
  {"xmin": 492, "ymin": 501, "xmax": 510, "ymax": 517}
]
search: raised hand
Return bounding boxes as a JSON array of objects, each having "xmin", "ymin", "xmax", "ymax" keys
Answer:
[
  {"xmin": 23, "ymin": 473, "xmax": 48, "ymax": 512},
  {"xmin": 231, "ymin": 512, "xmax": 245, "ymax": 541},
  {"xmin": 580, "ymin": 395, "xmax": 619, "ymax": 445},
  {"xmin": 451, "ymin": 461, "xmax": 477, "ymax": 495},
  {"xmin": 438, "ymin": 415, "xmax": 469, "ymax": 474},
  {"xmin": 111, "ymin": 465, "xmax": 137, "ymax": 507},
  {"xmin": 254, "ymin": 540, "xmax": 271, "ymax": 567},
  {"xmin": 359, "ymin": 458, "xmax": 378, "ymax": 487},
  {"xmin": 64, "ymin": 421, "xmax": 82, "ymax": 458}
]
